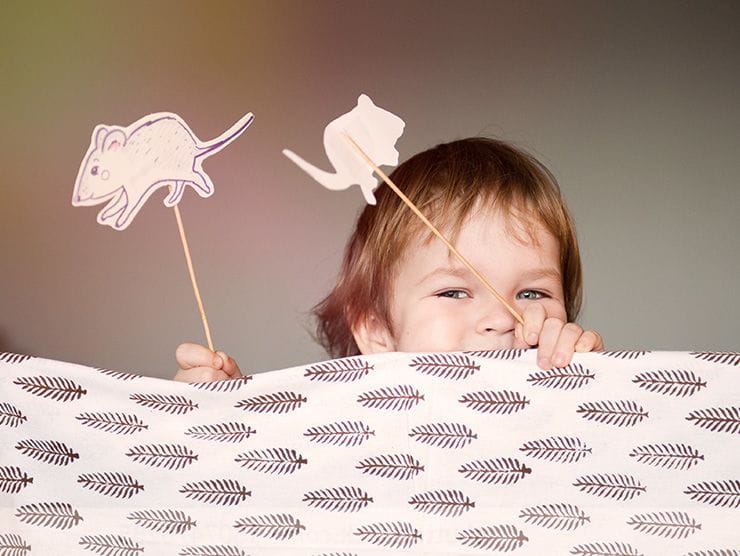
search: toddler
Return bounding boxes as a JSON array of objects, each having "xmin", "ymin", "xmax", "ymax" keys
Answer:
[{"xmin": 174, "ymin": 137, "xmax": 603, "ymax": 381}]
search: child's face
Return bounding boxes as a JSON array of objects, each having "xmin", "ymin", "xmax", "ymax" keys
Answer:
[{"xmin": 367, "ymin": 207, "xmax": 567, "ymax": 353}]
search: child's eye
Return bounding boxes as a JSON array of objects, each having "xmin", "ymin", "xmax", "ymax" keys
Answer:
[
  {"xmin": 437, "ymin": 289, "xmax": 470, "ymax": 299},
  {"xmin": 516, "ymin": 289, "xmax": 547, "ymax": 300}
]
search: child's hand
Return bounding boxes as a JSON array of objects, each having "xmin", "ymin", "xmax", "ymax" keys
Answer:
[
  {"xmin": 515, "ymin": 305, "xmax": 603, "ymax": 370},
  {"xmin": 173, "ymin": 342, "xmax": 243, "ymax": 382}
]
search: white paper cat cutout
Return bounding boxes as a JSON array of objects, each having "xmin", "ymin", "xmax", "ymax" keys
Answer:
[
  {"xmin": 72, "ymin": 112, "xmax": 254, "ymax": 230},
  {"xmin": 283, "ymin": 94, "xmax": 405, "ymax": 204}
]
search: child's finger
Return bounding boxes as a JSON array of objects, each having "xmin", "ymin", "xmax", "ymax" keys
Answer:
[
  {"xmin": 535, "ymin": 317, "xmax": 564, "ymax": 368},
  {"xmin": 176, "ymin": 343, "xmax": 222, "ymax": 370},
  {"xmin": 521, "ymin": 303, "xmax": 546, "ymax": 346},
  {"xmin": 173, "ymin": 366, "xmax": 229, "ymax": 383},
  {"xmin": 575, "ymin": 330, "xmax": 604, "ymax": 352},
  {"xmin": 216, "ymin": 350, "xmax": 243, "ymax": 378},
  {"xmin": 549, "ymin": 322, "xmax": 584, "ymax": 367}
]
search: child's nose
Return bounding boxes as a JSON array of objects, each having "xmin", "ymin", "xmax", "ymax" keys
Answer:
[{"xmin": 476, "ymin": 297, "xmax": 517, "ymax": 335}]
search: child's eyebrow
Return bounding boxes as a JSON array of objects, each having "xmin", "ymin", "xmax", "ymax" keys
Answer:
[
  {"xmin": 519, "ymin": 267, "xmax": 562, "ymax": 281},
  {"xmin": 415, "ymin": 266, "xmax": 472, "ymax": 286}
]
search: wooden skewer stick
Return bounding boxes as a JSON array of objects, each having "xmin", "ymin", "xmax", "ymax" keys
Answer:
[
  {"xmin": 343, "ymin": 133, "xmax": 524, "ymax": 326},
  {"xmin": 173, "ymin": 203, "xmax": 215, "ymax": 351}
]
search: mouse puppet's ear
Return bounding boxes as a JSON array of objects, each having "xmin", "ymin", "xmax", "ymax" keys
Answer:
[{"xmin": 102, "ymin": 129, "xmax": 126, "ymax": 152}]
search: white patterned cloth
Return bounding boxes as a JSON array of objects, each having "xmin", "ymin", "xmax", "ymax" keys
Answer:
[{"xmin": 1, "ymin": 350, "xmax": 738, "ymax": 556}]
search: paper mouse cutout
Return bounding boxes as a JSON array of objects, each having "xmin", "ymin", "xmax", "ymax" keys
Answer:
[
  {"xmin": 283, "ymin": 94, "xmax": 405, "ymax": 204},
  {"xmin": 73, "ymin": 112, "xmax": 254, "ymax": 230}
]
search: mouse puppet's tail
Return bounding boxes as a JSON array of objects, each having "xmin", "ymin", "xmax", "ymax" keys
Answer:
[{"xmin": 196, "ymin": 112, "xmax": 254, "ymax": 160}]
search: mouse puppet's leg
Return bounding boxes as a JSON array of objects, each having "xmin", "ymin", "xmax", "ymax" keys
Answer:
[
  {"xmin": 186, "ymin": 171, "xmax": 215, "ymax": 198},
  {"xmin": 97, "ymin": 189, "xmax": 128, "ymax": 224},
  {"xmin": 164, "ymin": 181, "xmax": 186, "ymax": 207}
]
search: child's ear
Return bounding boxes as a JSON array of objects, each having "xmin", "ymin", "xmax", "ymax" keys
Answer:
[{"xmin": 352, "ymin": 315, "xmax": 396, "ymax": 354}]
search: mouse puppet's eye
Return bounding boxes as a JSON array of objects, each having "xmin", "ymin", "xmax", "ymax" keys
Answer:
[{"xmin": 91, "ymin": 166, "xmax": 99, "ymax": 176}]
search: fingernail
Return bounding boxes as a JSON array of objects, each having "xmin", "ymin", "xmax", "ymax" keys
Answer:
[
  {"xmin": 213, "ymin": 356, "xmax": 223, "ymax": 368},
  {"xmin": 538, "ymin": 357, "xmax": 550, "ymax": 369},
  {"xmin": 552, "ymin": 354, "xmax": 565, "ymax": 367},
  {"xmin": 527, "ymin": 333, "xmax": 538, "ymax": 345}
]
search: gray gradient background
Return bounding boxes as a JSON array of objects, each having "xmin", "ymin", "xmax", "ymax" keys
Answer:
[{"xmin": 1, "ymin": 1, "xmax": 738, "ymax": 379}]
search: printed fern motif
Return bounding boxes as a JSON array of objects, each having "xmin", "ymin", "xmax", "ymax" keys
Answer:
[
  {"xmin": 129, "ymin": 393, "xmax": 198, "ymax": 414},
  {"xmin": 683, "ymin": 479, "xmax": 740, "ymax": 508},
  {"xmin": 626, "ymin": 511, "xmax": 701, "ymax": 539},
  {"xmin": 409, "ymin": 422, "xmax": 476, "ymax": 449},
  {"xmin": 13, "ymin": 375, "xmax": 87, "ymax": 402},
  {"xmin": 179, "ymin": 479, "xmax": 251, "ymax": 505},
  {"xmin": 573, "ymin": 474, "xmax": 646, "ymax": 501},
  {"xmin": 302, "ymin": 485, "xmax": 373, "ymax": 512},
  {"xmin": 356, "ymin": 453, "xmax": 424, "ymax": 480},
  {"xmin": 519, "ymin": 436, "xmax": 592, "ymax": 463},
  {"xmin": 458, "ymin": 458, "xmax": 532, "ymax": 484},
  {"xmin": 629, "ymin": 443, "xmax": 704, "ymax": 470},
  {"xmin": 185, "ymin": 422, "xmax": 256, "ymax": 443},
  {"xmin": 682, "ymin": 550, "xmax": 740, "ymax": 556},
  {"xmin": 95, "ymin": 367, "xmax": 142, "ymax": 381},
  {"xmin": 0, "ymin": 402, "xmax": 27, "ymax": 427},
  {"xmin": 125, "ymin": 443, "xmax": 198, "ymax": 470},
  {"xmin": 600, "ymin": 350, "xmax": 649, "ymax": 360},
  {"xmin": 456, "ymin": 524, "xmax": 528, "ymax": 551},
  {"xmin": 79, "ymin": 534, "xmax": 144, "ymax": 555},
  {"xmin": 127, "ymin": 509, "xmax": 196, "ymax": 534},
  {"xmin": 527, "ymin": 364, "xmax": 595, "ymax": 389},
  {"xmin": 235, "ymin": 391, "xmax": 307, "ymax": 414},
  {"xmin": 569, "ymin": 541, "xmax": 643, "ymax": 555},
  {"xmin": 353, "ymin": 521, "xmax": 421, "ymax": 549},
  {"xmin": 0, "ymin": 466, "xmax": 33, "ymax": 494},
  {"xmin": 690, "ymin": 351, "xmax": 740, "ymax": 366},
  {"xmin": 75, "ymin": 412, "xmax": 148, "ymax": 435},
  {"xmin": 408, "ymin": 489, "xmax": 474, "ymax": 517},
  {"xmin": 77, "ymin": 472, "xmax": 144, "ymax": 499},
  {"xmin": 304, "ymin": 357, "xmax": 373, "ymax": 383},
  {"xmin": 15, "ymin": 439, "xmax": 79, "ymax": 465},
  {"xmin": 686, "ymin": 406, "xmax": 740, "ymax": 434},
  {"xmin": 409, "ymin": 353, "xmax": 479, "ymax": 380},
  {"xmin": 233, "ymin": 513, "xmax": 305, "ymax": 540},
  {"xmin": 464, "ymin": 349, "xmax": 526, "ymax": 360},
  {"xmin": 178, "ymin": 546, "xmax": 246, "ymax": 556},
  {"xmin": 15, "ymin": 502, "xmax": 83, "ymax": 529},
  {"xmin": 357, "ymin": 384, "xmax": 423, "ymax": 411},
  {"xmin": 519, "ymin": 503, "xmax": 590, "ymax": 531},
  {"xmin": 576, "ymin": 400, "xmax": 648, "ymax": 427},
  {"xmin": 304, "ymin": 421, "xmax": 375, "ymax": 447},
  {"xmin": 0, "ymin": 533, "xmax": 31, "ymax": 555},
  {"xmin": 0, "ymin": 352, "xmax": 32, "ymax": 364},
  {"xmin": 234, "ymin": 447, "xmax": 307, "ymax": 474},
  {"xmin": 189, "ymin": 375, "xmax": 252, "ymax": 392},
  {"xmin": 632, "ymin": 369, "xmax": 707, "ymax": 397},
  {"xmin": 459, "ymin": 390, "xmax": 530, "ymax": 414}
]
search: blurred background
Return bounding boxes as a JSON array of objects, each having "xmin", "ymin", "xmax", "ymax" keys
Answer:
[{"xmin": 1, "ymin": 0, "xmax": 738, "ymax": 378}]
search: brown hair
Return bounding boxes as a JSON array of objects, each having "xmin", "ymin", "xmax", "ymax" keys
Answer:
[{"xmin": 313, "ymin": 137, "xmax": 582, "ymax": 357}]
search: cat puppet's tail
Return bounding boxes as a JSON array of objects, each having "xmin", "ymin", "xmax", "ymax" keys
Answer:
[{"xmin": 282, "ymin": 149, "xmax": 351, "ymax": 193}]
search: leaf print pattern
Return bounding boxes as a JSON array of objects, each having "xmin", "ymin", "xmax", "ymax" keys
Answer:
[
  {"xmin": 127, "ymin": 509, "xmax": 196, "ymax": 534},
  {"xmin": 302, "ymin": 486, "xmax": 373, "ymax": 512},
  {"xmin": 354, "ymin": 521, "xmax": 421, "ymax": 549},
  {"xmin": 464, "ymin": 349, "xmax": 526, "ymax": 360},
  {"xmin": 235, "ymin": 448, "xmax": 308, "ymax": 474},
  {"xmin": 304, "ymin": 421, "xmax": 374, "ymax": 447},
  {"xmin": 189, "ymin": 375, "xmax": 252, "ymax": 392},
  {"xmin": 0, "ymin": 402, "xmax": 27, "ymax": 427},
  {"xmin": 519, "ymin": 436, "xmax": 592, "ymax": 463},
  {"xmin": 573, "ymin": 474, "xmax": 646, "ymax": 501},
  {"xmin": 75, "ymin": 412, "xmax": 148, "ymax": 435},
  {"xmin": 577, "ymin": 400, "xmax": 648, "ymax": 427},
  {"xmin": 601, "ymin": 350, "xmax": 649, "ymax": 360},
  {"xmin": 184, "ymin": 422, "xmax": 256, "ymax": 442},
  {"xmin": 235, "ymin": 391, "xmax": 307, "ymax": 414},
  {"xmin": 686, "ymin": 406, "xmax": 740, "ymax": 434},
  {"xmin": 408, "ymin": 489, "xmax": 475, "ymax": 517},
  {"xmin": 519, "ymin": 503, "xmax": 590, "ymax": 531},
  {"xmin": 0, "ymin": 352, "xmax": 32, "ymax": 364},
  {"xmin": 683, "ymin": 479, "xmax": 740, "ymax": 508},
  {"xmin": 0, "ymin": 466, "xmax": 33, "ymax": 494},
  {"xmin": 356, "ymin": 453, "xmax": 424, "ymax": 480},
  {"xmin": 0, "ymin": 533, "xmax": 31, "ymax": 555},
  {"xmin": 690, "ymin": 351, "xmax": 740, "ymax": 366},
  {"xmin": 179, "ymin": 546, "xmax": 246, "ymax": 556},
  {"xmin": 77, "ymin": 472, "xmax": 144, "ymax": 499},
  {"xmin": 304, "ymin": 357, "xmax": 373, "ymax": 383},
  {"xmin": 456, "ymin": 524, "xmax": 528, "ymax": 551},
  {"xmin": 179, "ymin": 479, "xmax": 252, "ymax": 505},
  {"xmin": 13, "ymin": 375, "xmax": 87, "ymax": 402},
  {"xmin": 458, "ymin": 458, "xmax": 532, "ymax": 485},
  {"xmin": 459, "ymin": 390, "xmax": 530, "ymax": 414},
  {"xmin": 126, "ymin": 444, "xmax": 197, "ymax": 470},
  {"xmin": 682, "ymin": 551, "xmax": 740, "ymax": 556},
  {"xmin": 626, "ymin": 511, "xmax": 701, "ymax": 539},
  {"xmin": 409, "ymin": 353, "xmax": 479, "ymax": 380},
  {"xmin": 233, "ymin": 513, "xmax": 305, "ymax": 540},
  {"xmin": 95, "ymin": 367, "xmax": 142, "ymax": 381},
  {"xmin": 15, "ymin": 439, "xmax": 79, "ymax": 465},
  {"xmin": 15, "ymin": 502, "xmax": 83, "ymax": 529},
  {"xmin": 78, "ymin": 534, "xmax": 144, "ymax": 555},
  {"xmin": 629, "ymin": 443, "xmax": 704, "ymax": 470},
  {"xmin": 527, "ymin": 364, "xmax": 596, "ymax": 389},
  {"xmin": 569, "ymin": 542, "xmax": 643, "ymax": 556},
  {"xmin": 632, "ymin": 369, "xmax": 707, "ymax": 397},
  {"xmin": 410, "ymin": 422, "xmax": 477, "ymax": 449},
  {"xmin": 129, "ymin": 393, "xmax": 198, "ymax": 414},
  {"xmin": 357, "ymin": 384, "xmax": 423, "ymax": 410}
]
